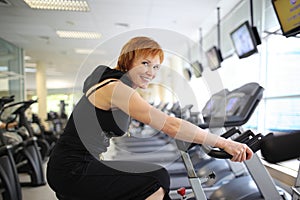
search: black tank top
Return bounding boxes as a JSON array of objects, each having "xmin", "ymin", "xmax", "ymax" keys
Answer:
[{"xmin": 58, "ymin": 66, "xmax": 132, "ymax": 159}]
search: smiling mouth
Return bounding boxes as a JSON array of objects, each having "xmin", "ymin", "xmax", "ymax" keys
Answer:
[{"xmin": 141, "ymin": 76, "xmax": 151, "ymax": 82}]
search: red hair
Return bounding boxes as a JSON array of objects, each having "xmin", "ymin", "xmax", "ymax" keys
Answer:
[{"xmin": 116, "ymin": 36, "xmax": 164, "ymax": 72}]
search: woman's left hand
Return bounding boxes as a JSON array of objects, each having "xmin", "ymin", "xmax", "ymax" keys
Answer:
[{"xmin": 223, "ymin": 139, "xmax": 253, "ymax": 162}]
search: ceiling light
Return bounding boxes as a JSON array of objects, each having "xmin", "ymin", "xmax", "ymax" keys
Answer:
[
  {"xmin": 56, "ymin": 30, "xmax": 101, "ymax": 39},
  {"xmin": 75, "ymin": 48, "xmax": 106, "ymax": 55},
  {"xmin": 23, "ymin": 0, "xmax": 89, "ymax": 12},
  {"xmin": 75, "ymin": 48, "xmax": 93, "ymax": 54},
  {"xmin": 24, "ymin": 55, "xmax": 32, "ymax": 60},
  {"xmin": 25, "ymin": 67, "xmax": 36, "ymax": 73},
  {"xmin": 25, "ymin": 62, "xmax": 37, "ymax": 67}
]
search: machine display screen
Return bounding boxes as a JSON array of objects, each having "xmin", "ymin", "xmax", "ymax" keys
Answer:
[
  {"xmin": 226, "ymin": 97, "xmax": 239, "ymax": 112},
  {"xmin": 272, "ymin": 0, "xmax": 300, "ymax": 37}
]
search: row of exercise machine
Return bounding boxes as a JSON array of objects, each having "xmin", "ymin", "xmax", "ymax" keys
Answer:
[
  {"xmin": 0, "ymin": 96, "xmax": 66, "ymax": 200},
  {"xmin": 110, "ymin": 82, "xmax": 300, "ymax": 200},
  {"xmin": 0, "ymin": 82, "xmax": 299, "ymax": 200}
]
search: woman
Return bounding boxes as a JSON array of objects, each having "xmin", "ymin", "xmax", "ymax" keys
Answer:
[{"xmin": 47, "ymin": 36, "xmax": 253, "ymax": 200}]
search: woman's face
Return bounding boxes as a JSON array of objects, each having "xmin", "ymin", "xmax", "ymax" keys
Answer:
[{"xmin": 128, "ymin": 54, "xmax": 161, "ymax": 89}]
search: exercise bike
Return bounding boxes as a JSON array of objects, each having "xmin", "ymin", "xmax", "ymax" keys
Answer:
[
  {"xmin": 175, "ymin": 128, "xmax": 264, "ymax": 200},
  {"xmin": 176, "ymin": 82, "xmax": 291, "ymax": 200}
]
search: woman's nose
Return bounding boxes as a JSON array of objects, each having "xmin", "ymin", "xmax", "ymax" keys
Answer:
[{"xmin": 145, "ymin": 66, "xmax": 155, "ymax": 75}]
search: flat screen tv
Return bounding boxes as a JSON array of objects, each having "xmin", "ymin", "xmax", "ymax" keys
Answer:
[
  {"xmin": 230, "ymin": 21, "xmax": 258, "ymax": 59},
  {"xmin": 191, "ymin": 61, "xmax": 203, "ymax": 78},
  {"xmin": 271, "ymin": 0, "xmax": 300, "ymax": 37},
  {"xmin": 205, "ymin": 46, "xmax": 223, "ymax": 71}
]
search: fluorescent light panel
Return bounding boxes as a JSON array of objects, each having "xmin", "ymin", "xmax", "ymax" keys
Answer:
[
  {"xmin": 25, "ymin": 62, "xmax": 37, "ymax": 68},
  {"xmin": 56, "ymin": 30, "xmax": 101, "ymax": 39},
  {"xmin": 24, "ymin": 55, "xmax": 32, "ymax": 61},
  {"xmin": 23, "ymin": 0, "xmax": 89, "ymax": 12},
  {"xmin": 75, "ymin": 48, "xmax": 106, "ymax": 55},
  {"xmin": 75, "ymin": 48, "xmax": 93, "ymax": 54},
  {"xmin": 25, "ymin": 67, "xmax": 36, "ymax": 73}
]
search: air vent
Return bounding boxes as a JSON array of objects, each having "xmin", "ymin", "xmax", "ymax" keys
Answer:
[{"xmin": 0, "ymin": 0, "xmax": 11, "ymax": 6}]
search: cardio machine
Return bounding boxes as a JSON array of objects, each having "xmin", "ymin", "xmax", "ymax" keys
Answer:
[
  {"xmin": 0, "ymin": 96, "xmax": 22, "ymax": 200},
  {"xmin": 0, "ymin": 98, "xmax": 46, "ymax": 187},
  {"xmin": 208, "ymin": 134, "xmax": 296, "ymax": 200},
  {"xmin": 176, "ymin": 82, "xmax": 290, "ymax": 200},
  {"xmin": 165, "ymin": 83, "xmax": 260, "ymax": 199}
]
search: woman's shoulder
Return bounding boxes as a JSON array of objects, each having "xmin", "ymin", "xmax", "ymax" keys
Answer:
[
  {"xmin": 94, "ymin": 65, "xmax": 124, "ymax": 78},
  {"xmin": 83, "ymin": 65, "xmax": 131, "ymax": 93}
]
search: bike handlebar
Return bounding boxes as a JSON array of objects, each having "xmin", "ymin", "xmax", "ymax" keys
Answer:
[{"xmin": 203, "ymin": 133, "xmax": 265, "ymax": 159}]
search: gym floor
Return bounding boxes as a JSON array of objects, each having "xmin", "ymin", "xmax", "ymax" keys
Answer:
[{"xmin": 21, "ymin": 161, "xmax": 56, "ymax": 200}]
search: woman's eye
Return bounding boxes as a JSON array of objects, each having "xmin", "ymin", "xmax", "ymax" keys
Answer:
[
  {"xmin": 153, "ymin": 65, "xmax": 160, "ymax": 70},
  {"xmin": 142, "ymin": 61, "xmax": 149, "ymax": 66}
]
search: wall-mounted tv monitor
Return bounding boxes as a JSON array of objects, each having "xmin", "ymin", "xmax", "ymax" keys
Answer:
[
  {"xmin": 271, "ymin": 0, "xmax": 300, "ymax": 37},
  {"xmin": 205, "ymin": 46, "xmax": 223, "ymax": 71},
  {"xmin": 191, "ymin": 61, "xmax": 203, "ymax": 78},
  {"xmin": 230, "ymin": 21, "xmax": 258, "ymax": 59}
]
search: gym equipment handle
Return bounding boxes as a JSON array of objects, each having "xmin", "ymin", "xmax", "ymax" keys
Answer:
[{"xmin": 203, "ymin": 132, "xmax": 265, "ymax": 159}]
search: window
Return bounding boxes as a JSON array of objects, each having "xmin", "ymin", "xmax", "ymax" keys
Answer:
[
  {"xmin": 265, "ymin": 97, "xmax": 300, "ymax": 131},
  {"xmin": 264, "ymin": 35, "xmax": 300, "ymax": 131}
]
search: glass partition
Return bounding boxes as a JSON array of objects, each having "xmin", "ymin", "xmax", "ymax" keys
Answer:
[{"xmin": 0, "ymin": 37, "xmax": 25, "ymax": 101}]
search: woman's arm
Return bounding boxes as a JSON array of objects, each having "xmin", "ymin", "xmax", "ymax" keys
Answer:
[{"xmin": 89, "ymin": 81, "xmax": 253, "ymax": 162}]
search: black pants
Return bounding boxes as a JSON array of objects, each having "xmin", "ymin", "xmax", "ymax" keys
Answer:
[{"xmin": 47, "ymin": 154, "xmax": 171, "ymax": 200}]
